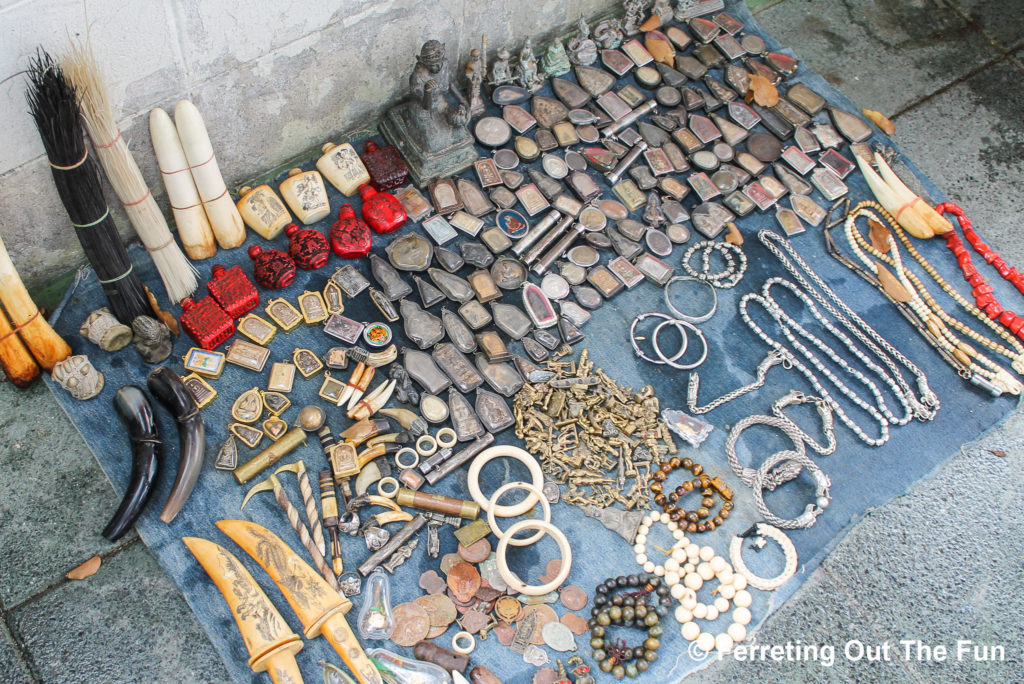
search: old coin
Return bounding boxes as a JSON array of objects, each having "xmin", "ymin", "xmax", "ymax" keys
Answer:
[
  {"xmin": 440, "ymin": 552, "xmax": 463, "ymax": 576},
  {"xmin": 426, "ymin": 625, "xmax": 447, "ymax": 639},
  {"xmin": 458, "ymin": 538, "xmax": 492, "ymax": 564},
  {"xmin": 391, "ymin": 602, "xmax": 431, "ymax": 647},
  {"xmin": 559, "ymin": 585, "xmax": 588, "ymax": 611},
  {"xmin": 542, "ymin": 481, "xmax": 561, "ymax": 504},
  {"xmin": 495, "ymin": 595, "xmax": 524, "ymax": 623},
  {"xmin": 419, "ymin": 570, "xmax": 448, "ymax": 595},
  {"xmin": 533, "ymin": 668, "xmax": 558, "ymax": 684},
  {"xmin": 448, "ymin": 561, "xmax": 482, "ymax": 603},
  {"xmin": 415, "ymin": 593, "xmax": 458, "ymax": 627},
  {"xmin": 560, "ymin": 612, "xmax": 589, "ymax": 635},
  {"xmin": 521, "ymin": 604, "xmax": 559, "ymax": 645}
]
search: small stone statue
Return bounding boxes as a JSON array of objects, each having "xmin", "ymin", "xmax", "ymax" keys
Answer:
[
  {"xmin": 410, "ymin": 39, "xmax": 466, "ymax": 106},
  {"xmin": 567, "ymin": 17, "xmax": 598, "ymax": 66},
  {"xmin": 593, "ymin": 18, "xmax": 625, "ymax": 49},
  {"xmin": 383, "ymin": 538, "xmax": 418, "ymax": 573},
  {"xmin": 389, "ymin": 363, "xmax": 419, "ymax": 405},
  {"xmin": 652, "ymin": 0, "xmax": 673, "ymax": 21},
  {"xmin": 515, "ymin": 39, "xmax": 545, "ymax": 92},
  {"xmin": 623, "ymin": 0, "xmax": 647, "ymax": 35},
  {"xmin": 132, "ymin": 316, "xmax": 172, "ymax": 363},
  {"xmin": 80, "ymin": 307, "xmax": 132, "ymax": 351},
  {"xmin": 489, "ymin": 48, "xmax": 513, "ymax": 87},
  {"xmin": 465, "ymin": 48, "xmax": 486, "ymax": 117},
  {"xmin": 541, "ymin": 40, "xmax": 571, "ymax": 77},
  {"xmin": 52, "ymin": 355, "xmax": 104, "ymax": 400}
]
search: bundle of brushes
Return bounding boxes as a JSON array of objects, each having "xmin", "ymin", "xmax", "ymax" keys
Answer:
[
  {"xmin": 62, "ymin": 39, "xmax": 197, "ymax": 303},
  {"xmin": 26, "ymin": 49, "xmax": 153, "ymax": 324}
]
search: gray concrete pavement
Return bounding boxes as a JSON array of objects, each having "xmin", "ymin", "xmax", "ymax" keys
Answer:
[{"xmin": 1, "ymin": 1, "xmax": 1023, "ymax": 682}]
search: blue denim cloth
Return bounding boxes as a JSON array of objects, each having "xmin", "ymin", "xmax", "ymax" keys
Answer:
[{"xmin": 42, "ymin": 1, "xmax": 1019, "ymax": 681}]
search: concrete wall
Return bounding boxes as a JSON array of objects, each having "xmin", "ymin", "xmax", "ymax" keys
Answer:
[{"xmin": 0, "ymin": 0, "xmax": 618, "ymax": 292}]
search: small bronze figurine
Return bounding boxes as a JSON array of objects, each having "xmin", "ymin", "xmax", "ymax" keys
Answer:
[
  {"xmin": 465, "ymin": 48, "xmax": 486, "ymax": 117},
  {"xmin": 567, "ymin": 17, "xmax": 598, "ymax": 66},
  {"xmin": 515, "ymin": 38, "xmax": 545, "ymax": 92},
  {"xmin": 541, "ymin": 40, "xmax": 571, "ymax": 77},
  {"xmin": 489, "ymin": 48, "xmax": 513, "ymax": 87}
]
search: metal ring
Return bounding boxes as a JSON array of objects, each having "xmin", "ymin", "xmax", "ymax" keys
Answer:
[
  {"xmin": 394, "ymin": 447, "xmax": 420, "ymax": 470},
  {"xmin": 415, "ymin": 434, "xmax": 438, "ymax": 457},
  {"xmin": 664, "ymin": 276, "xmax": 718, "ymax": 324},
  {"xmin": 377, "ymin": 477, "xmax": 399, "ymax": 498},
  {"xmin": 435, "ymin": 427, "xmax": 457, "ymax": 449},
  {"xmin": 452, "ymin": 631, "xmax": 476, "ymax": 654},
  {"xmin": 653, "ymin": 319, "xmax": 708, "ymax": 370},
  {"xmin": 630, "ymin": 312, "xmax": 689, "ymax": 365}
]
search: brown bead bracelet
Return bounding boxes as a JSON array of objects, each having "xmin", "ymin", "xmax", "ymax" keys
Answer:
[{"xmin": 650, "ymin": 457, "xmax": 734, "ymax": 534}]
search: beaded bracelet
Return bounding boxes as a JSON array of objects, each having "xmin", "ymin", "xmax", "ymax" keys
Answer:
[
  {"xmin": 589, "ymin": 573, "xmax": 670, "ymax": 679},
  {"xmin": 673, "ymin": 545, "xmax": 753, "ymax": 654},
  {"xmin": 650, "ymin": 457, "xmax": 734, "ymax": 533},
  {"xmin": 729, "ymin": 523, "xmax": 798, "ymax": 591}
]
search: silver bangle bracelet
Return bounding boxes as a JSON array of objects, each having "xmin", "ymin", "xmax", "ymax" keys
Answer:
[
  {"xmin": 750, "ymin": 450, "xmax": 831, "ymax": 530},
  {"xmin": 664, "ymin": 276, "xmax": 718, "ymax": 324},
  {"xmin": 630, "ymin": 312, "xmax": 689, "ymax": 365},
  {"xmin": 653, "ymin": 318, "xmax": 708, "ymax": 370}
]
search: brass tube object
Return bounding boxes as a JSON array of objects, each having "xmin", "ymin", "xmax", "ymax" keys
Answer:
[
  {"xmin": 522, "ymin": 214, "xmax": 575, "ymax": 266},
  {"xmin": 396, "ymin": 488, "xmax": 480, "ymax": 519},
  {"xmin": 234, "ymin": 427, "xmax": 306, "ymax": 484},
  {"xmin": 424, "ymin": 432, "xmax": 495, "ymax": 485},
  {"xmin": 358, "ymin": 514, "xmax": 427, "ymax": 576},
  {"xmin": 512, "ymin": 209, "xmax": 561, "ymax": 257}
]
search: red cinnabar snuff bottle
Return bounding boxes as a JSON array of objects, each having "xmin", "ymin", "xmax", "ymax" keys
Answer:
[
  {"xmin": 206, "ymin": 264, "xmax": 258, "ymax": 318},
  {"xmin": 359, "ymin": 184, "xmax": 407, "ymax": 234},
  {"xmin": 248, "ymin": 245, "xmax": 297, "ymax": 290},
  {"xmin": 361, "ymin": 140, "xmax": 409, "ymax": 191},
  {"xmin": 330, "ymin": 204, "xmax": 373, "ymax": 259},
  {"xmin": 285, "ymin": 223, "xmax": 330, "ymax": 270},
  {"xmin": 179, "ymin": 297, "xmax": 234, "ymax": 350}
]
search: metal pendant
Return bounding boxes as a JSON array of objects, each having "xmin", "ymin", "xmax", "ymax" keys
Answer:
[
  {"xmin": 533, "ymin": 328, "xmax": 561, "ymax": 351},
  {"xmin": 475, "ymin": 355, "xmax": 524, "ymax": 397},
  {"xmin": 645, "ymin": 228, "xmax": 673, "ymax": 257},
  {"xmin": 268, "ymin": 362, "xmax": 296, "ymax": 391},
  {"xmin": 724, "ymin": 64, "xmax": 750, "ymax": 96},
  {"xmin": 601, "ymin": 49, "xmax": 634, "ymax": 76},
  {"xmin": 458, "ymin": 300, "xmax": 492, "ymax": 329},
  {"xmin": 386, "ymin": 232, "xmax": 433, "ymax": 271},
  {"xmin": 787, "ymin": 82, "xmax": 825, "ymax": 115},
  {"xmin": 527, "ymin": 169, "xmax": 565, "ymax": 202},
  {"xmin": 503, "ymin": 105, "xmax": 537, "ymax": 135},
  {"xmin": 735, "ymin": 150, "xmax": 767, "ymax": 176},
  {"xmin": 541, "ymin": 273, "xmax": 570, "ymax": 300},
  {"xmin": 559, "ymin": 300, "xmax": 591, "ymax": 327},
  {"xmin": 608, "ymin": 256, "xmax": 645, "ymax": 288},
  {"xmin": 400, "ymin": 299, "xmax": 443, "ymax": 349},
  {"xmin": 214, "ymin": 435, "xmax": 238, "ymax": 471},
  {"xmin": 633, "ymin": 252, "xmax": 675, "ymax": 286},
  {"xmin": 790, "ymin": 194, "xmax": 827, "ymax": 227},
  {"xmin": 448, "ymin": 391, "xmax": 485, "ymax": 442},
  {"xmin": 809, "ymin": 167, "xmax": 848, "ymax": 201},
  {"xmin": 532, "ymin": 96, "xmax": 569, "ymax": 129},
  {"xmin": 743, "ymin": 181, "xmax": 776, "ymax": 211},
  {"xmin": 369, "ymin": 287, "xmax": 401, "ymax": 322},
  {"xmin": 828, "ymin": 106, "xmax": 872, "ymax": 143},
  {"xmin": 331, "ymin": 264, "xmax": 370, "ymax": 298},
  {"xmin": 571, "ymin": 285, "xmax": 603, "ymax": 310},
  {"xmin": 261, "ymin": 390, "xmax": 290, "ymax": 415},
  {"xmin": 559, "ymin": 262, "xmax": 586, "ymax": 286},
  {"xmin": 773, "ymin": 162, "xmax": 813, "ymax": 195},
  {"xmin": 447, "ymin": 212, "xmax": 482, "ymax": 239},
  {"xmin": 493, "ymin": 85, "xmax": 531, "ymax": 106},
  {"xmin": 293, "ymin": 348, "xmax": 324, "ymax": 378},
  {"xmin": 491, "ymin": 257, "xmax": 528, "ymax": 290},
  {"xmin": 515, "ymin": 184, "xmax": 551, "ymax": 216},
  {"xmin": 793, "ymin": 126, "xmax": 820, "ymax": 154},
  {"xmin": 475, "ymin": 388, "xmax": 515, "ymax": 433},
  {"xmin": 557, "ymin": 317, "xmax": 585, "ymax": 345},
  {"xmin": 467, "ymin": 269, "xmax": 502, "ymax": 304},
  {"xmin": 713, "ymin": 33, "xmax": 745, "ymax": 61},
  {"xmin": 552, "ymin": 193, "xmax": 583, "ymax": 217},
  {"xmin": 630, "ymin": 165, "xmax": 657, "ymax": 190},
  {"xmin": 724, "ymin": 190, "xmax": 756, "ymax": 217},
  {"xmin": 428, "ymin": 267, "xmax": 474, "ymax": 303},
  {"xmin": 403, "ymin": 348, "xmax": 452, "ymax": 395},
  {"xmin": 323, "ymin": 314, "xmax": 365, "ymax": 343},
  {"xmin": 231, "ymin": 387, "xmax": 262, "ymax": 424},
  {"xmin": 480, "ymin": 227, "xmax": 513, "ymax": 254},
  {"xmin": 522, "ymin": 336, "xmax": 549, "ymax": 362},
  {"xmin": 819, "ymin": 148, "xmax": 855, "ymax": 179},
  {"xmin": 458, "ymin": 178, "xmax": 496, "ymax": 217},
  {"xmin": 781, "ymin": 146, "xmax": 815, "ymax": 175},
  {"xmin": 429, "ymin": 178, "xmax": 463, "ymax": 215},
  {"xmin": 514, "ymin": 135, "xmax": 541, "ymax": 162},
  {"xmin": 692, "ymin": 201, "xmax": 735, "ymax": 239},
  {"xmin": 597, "ymin": 91, "xmax": 632, "ymax": 120},
  {"xmin": 587, "ymin": 265, "xmax": 624, "ymax": 297},
  {"xmin": 811, "ymin": 121, "xmax": 844, "ymax": 149},
  {"xmin": 441, "ymin": 308, "xmax": 477, "ymax": 354},
  {"xmin": 432, "ymin": 343, "xmax": 484, "ymax": 393},
  {"xmin": 476, "ymin": 330, "xmax": 512, "ymax": 362},
  {"xmin": 606, "ymin": 224, "xmax": 644, "ymax": 259},
  {"xmin": 760, "ymin": 174, "xmax": 788, "ymax": 200},
  {"xmin": 491, "ymin": 302, "xmax": 534, "ymax": 340},
  {"xmin": 230, "ymin": 423, "xmax": 263, "ymax": 449},
  {"xmin": 775, "ymin": 206, "xmax": 806, "ymax": 236},
  {"xmin": 753, "ymin": 104, "xmax": 793, "ymax": 139},
  {"xmin": 551, "ymin": 77, "xmax": 591, "ymax": 108},
  {"xmin": 414, "ymin": 275, "xmax": 446, "ymax": 308},
  {"xmin": 420, "ymin": 394, "xmax": 449, "ymax": 424},
  {"xmin": 434, "ymin": 245, "xmax": 465, "ymax": 273},
  {"xmin": 369, "ymin": 254, "xmax": 413, "ymax": 300},
  {"xmin": 772, "ymin": 97, "xmax": 811, "ymax": 128},
  {"xmin": 574, "ymin": 65, "xmax": 616, "ymax": 97}
]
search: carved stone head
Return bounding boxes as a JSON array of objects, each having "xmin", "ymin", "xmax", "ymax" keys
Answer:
[{"xmin": 52, "ymin": 354, "xmax": 104, "ymax": 400}]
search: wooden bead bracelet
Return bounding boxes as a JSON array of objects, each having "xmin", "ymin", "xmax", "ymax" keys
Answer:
[
  {"xmin": 650, "ymin": 457, "xmax": 733, "ymax": 533},
  {"xmin": 588, "ymin": 574, "xmax": 669, "ymax": 679}
]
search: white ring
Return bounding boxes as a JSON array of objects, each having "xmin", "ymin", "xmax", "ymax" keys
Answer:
[
  {"xmin": 729, "ymin": 523, "xmax": 798, "ymax": 591},
  {"xmin": 495, "ymin": 520, "xmax": 572, "ymax": 596},
  {"xmin": 451, "ymin": 631, "xmax": 476, "ymax": 654},
  {"xmin": 467, "ymin": 445, "xmax": 544, "ymax": 517},
  {"xmin": 436, "ymin": 427, "xmax": 457, "ymax": 449},
  {"xmin": 487, "ymin": 482, "xmax": 552, "ymax": 546},
  {"xmin": 394, "ymin": 447, "xmax": 420, "ymax": 470},
  {"xmin": 415, "ymin": 434, "xmax": 438, "ymax": 457},
  {"xmin": 377, "ymin": 477, "xmax": 399, "ymax": 498}
]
